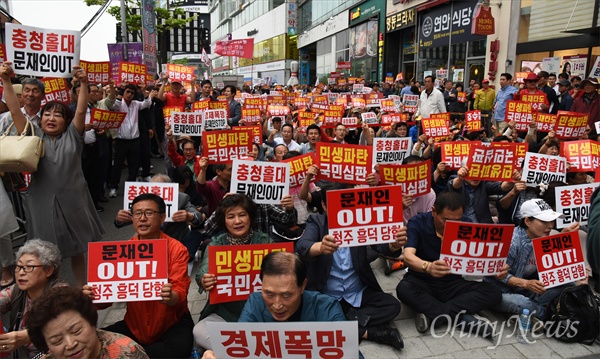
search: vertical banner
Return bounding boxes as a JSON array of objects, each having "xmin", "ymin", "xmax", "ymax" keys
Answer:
[
  {"xmin": 555, "ymin": 182, "xmax": 599, "ymax": 229},
  {"xmin": 231, "ymin": 159, "xmax": 290, "ymax": 205},
  {"xmin": 532, "ymin": 231, "xmax": 586, "ymax": 289},
  {"xmin": 316, "ymin": 143, "xmax": 372, "ymax": 184},
  {"xmin": 107, "ymin": 43, "xmax": 143, "ymax": 82},
  {"xmin": 440, "ymin": 221, "xmax": 514, "ymax": 276},
  {"xmin": 202, "ymin": 129, "xmax": 253, "ymax": 163},
  {"xmin": 326, "ymin": 186, "xmax": 404, "ymax": 247},
  {"xmin": 521, "ymin": 152, "xmax": 567, "ymax": 187},
  {"xmin": 141, "ymin": 0, "xmax": 158, "ymax": 79},
  {"xmin": 87, "ymin": 240, "xmax": 168, "ymax": 303},
  {"xmin": 372, "ymin": 137, "xmax": 413, "ymax": 165},
  {"xmin": 123, "ymin": 182, "xmax": 179, "ymax": 222},
  {"xmin": 171, "ymin": 111, "xmax": 203, "ymax": 136},
  {"xmin": 282, "ymin": 153, "xmax": 315, "ymax": 188},
  {"xmin": 379, "ymin": 160, "xmax": 432, "ymax": 197},
  {"xmin": 208, "ymin": 242, "xmax": 294, "ymax": 304}
]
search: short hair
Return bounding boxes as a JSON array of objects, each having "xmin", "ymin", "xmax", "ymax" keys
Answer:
[
  {"xmin": 424, "ymin": 75, "xmax": 434, "ymax": 82},
  {"xmin": 41, "ymin": 102, "xmax": 74, "ymax": 125},
  {"xmin": 271, "ymin": 116, "xmax": 282, "ymax": 122},
  {"xmin": 334, "ymin": 123, "xmax": 346, "ymax": 130},
  {"xmin": 537, "ymin": 71, "xmax": 549, "ymax": 79},
  {"xmin": 558, "ymin": 73, "xmax": 569, "ymax": 80},
  {"xmin": 281, "ymin": 123, "xmax": 294, "ymax": 132},
  {"xmin": 214, "ymin": 163, "xmax": 228, "ymax": 172},
  {"xmin": 548, "ymin": 73, "xmax": 556, "ymax": 78},
  {"xmin": 27, "ymin": 286, "xmax": 98, "ymax": 353},
  {"xmin": 125, "ymin": 84, "xmax": 138, "ymax": 92},
  {"xmin": 131, "ymin": 193, "xmax": 166, "ymax": 213},
  {"xmin": 282, "ymin": 151, "xmax": 301, "ymax": 160},
  {"xmin": 224, "ymin": 85, "xmax": 237, "ymax": 96},
  {"xmin": 444, "ymin": 80, "xmax": 453, "ymax": 85},
  {"xmin": 433, "ymin": 191, "xmax": 465, "ymax": 213},
  {"xmin": 200, "ymin": 79, "xmax": 213, "ymax": 88},
  {"xmin": 306, "ymin": 124, "xmax": 320, "ymax": 134},
  {"xmin": 571, "ymin": 76, "xmax": 582, "ymax": 82},
  {"xmin": 172, "ymin": 165, "xmax": 194, "ymax": 186},
  {"xmin": 500, "ymin": 73, "xmax": 513, "ymax": 81},
  {"xmin": 215, "ymin": 194, "xmax": 257, "ymax": 231},
  {"xmin": 493, "ymin": 135, "xmax": 512, "ymax": 142},
  {"xmin": 260, "ymin": 252, "xmax": 307, "ymax": 287},
  {"xmin": 180, "ymin": 139, "xmax": 196, "ymax": 149},
  {"xmin": 274, "ymin": 144, "xmax": 288, "ymax": 154},
  {"xmin": 22, "ymin": 78, "xmax": 45, "ymax": 93},
  {"xmin": 396, "ymin": 122, "xmax": 408, "ymax": 130},
  {"xmin": 402, "ymin": 155, "xmax": 423, "ymax": 165},
  {"xmin": 151, "ymin": 173, "xmax": 172, "ymax": 183},
  {"xmin": 15, "ymin": 239, "xmax": 61, "ymax": 278},
  {"xmin": 319, "ymin": 182, "xmax": 347, "ymax": 205}
]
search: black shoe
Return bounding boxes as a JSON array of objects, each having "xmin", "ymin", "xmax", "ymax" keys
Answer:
[
  {"xmin": 369, "ymin": 325, "xmax": 404, "ymax": 350},
  {"xmin": 415, "ymin": 313, "xmax": 430, "ymax": 333},
  {"xmin": 98, "ymin": 196, "xmax": 108, "ymax": 203},
  {"xmin": 95, "ymin": 206, "xmax": 104, "ymax": 213},
  {"xmin": 459, "ymin": 314, "xmax": 495, "ymax": 340}
]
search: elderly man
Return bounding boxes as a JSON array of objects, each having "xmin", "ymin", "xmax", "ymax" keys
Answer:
[
  {"xmin": 0, "ymin": 78, "xmax": 45, "ymax": 133},
  {"xmin": 414, "ymin": 76, "xmax": 446, "ymax": 119},
  {"xmin": 571, "ymin": 77, "xmax": 600, "ymax": 139}
]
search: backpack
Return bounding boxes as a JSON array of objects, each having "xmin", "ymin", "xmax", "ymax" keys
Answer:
[{"xmin": 545, "ymin": 284, "xmax": 600, "ymax": 345}]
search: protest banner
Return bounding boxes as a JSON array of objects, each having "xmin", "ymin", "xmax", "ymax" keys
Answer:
[
  {"xmin": 380, "ymin": 99, "xmax": 396, "ymax": 112},
  {"xmin": 208, "ymin": 242, "xmax": 293, "ymax": 304},
  {"xmin": 241, "ymin": 107, "xmax": 262, "ymax": 125},
  {"xmin": 440, "ymin": 141, "xmax": 481, "ymax": 170},
  {"xmin": 297, "ymin": 110, "xmax": 317, "ymax": 131},
  {"xmin": 171, "ymin": 111, "xmax": 203, "ymax": 136},
  {"xmin": 266, "ymin": 105, "xmax": 290, "ymax": 117},
  {"xmin": 335, "ymin": 95, "xmax": 348, "ymax": 107},
  {"xmin": 381, "ymin": 113, "xmax": 408, "ymax": 126},
  {"xmin": 466, "ymin": 143, "xmax": 525, "ymax": 181},
  {"xmin": 372, "ymin": 137, "xmax": 413, "ymax": 165},
  {"xmin": 80, "ymin": 60, "xmax": 110, "ymax": 84},
  {"xmin": 162, "ymin": 106, "xmax": 183, "ymax": 123},
  {"xmin": 117, "ymin": 62, "xmax": 147, "ymax": 85},
  {"xmin": 41, "ymin": 77, "xmax": 70, "ymax": 105},
  {"xmin": 5, "ymin": 23, "xmax": 80, "ymax": 78},
  {"xmin": 203, "ymin": 109, "xmax": 228, "ymax": 131},
  {"xmin": 535, "ymin": 113, "xmax": 557, "ymax": 133},
  {"xmin": 293, "ymin": 96, "xmax": 310, "ymax": 109},
  {"xmin": 327, "ymin": 92, "xmax": 340, "ymax": 104},
  {"xmin": 361, "ymin": 112, "xmax": 379, "ymax": 126},
  {"xmin": 107, "ymin": 43, "xmax": 143, "ymax": 82},
  {"xmin": 202, "ymin": 129, "xmax": 253, "ymax": 163},
  {"xmin": 465, "ymin": 110, "xmax": 482, "ymax": 132},
  {"xmin": 532, "ymin": 231, "xmax": 586, "ymax": 289},
  {"xmin": 421, "ymin": 118, "xmax": 449, "ymax": 142},
  {"xmin": 379, "ymin": 160, "xmax": 432, "ymax": 197},
  {"xmin": 192, "ymin": 98, "xmax": 210, "ymax": 112},
  {"xmin": 231, "ymin": 159, "xmax": 289, "ymax": 205},
  {"xmin": 555, "ymin": 182, "xmax": 599, "ymax": 229},
  {"xmin": 310, "ymin": 103, "xmax": 328, "ymax": 114},
  {"xmin": 505, "ymin": 100, "xmax": 534, "ymax": 131},
  {"xmin": 353, "ymin": 84, "xmax": 364, "ymax": 93},
  {"xmin": 90, "ymin": 108, "xmax": 127, "ymax": 130},
  {"xmin": 351, "ymin": 96, "xmax": 366, "ymax": 109},
  {"xmin": 232, "ymin": 124, "xmax": 262, "ymax": 145},
  {"xmin": 214, "ymin": 39, "xmax": 254, "ymax": 58},
  {"xmin": 282, "ymin": 153, "xmax": 315, "ymax": 188},
  {"xmin": 88, "ymin": 239, "xmax": 168, "ymax": 303},
  {"xmin": 521, "ymin": 152, "xmax": 567, "ymax": 187},
  {"xmin": 560, "ymin": 140, "xmax": 600, "ymax": 172},
  {"xmin": 316, "ymin": 143, "xmax": 372, "ymax": 185},
  {"xmin": 326, "ymin": 185, "xmax": 403, "ymax": 247},
  {"xmin": 165, "ymin": 63, "xmax": 195, "ymax": 84},
  {"xmin": 520, "ymin": 92, "xmax": 549, "ymax": 112},
  {"xmin": 244, "ymin": 97, "xmax": 266, "ymax": 110},
  {"xmin": 123, "ymin": 182, "xmax": 179, "ymax": 222},
  {"xmin": 207, "ymin": 321, "xmax": 359, "ymax": 359},
  {"xmin": 312, "ymin": 95, "xmax": 328, "ymax": 104},
  {"xmin": 440, "ymin": 221, "xmax": 514, "ymax": 276},
  {"xmin": 365, "ymin": 93, "xmax": 381, "ymax": 107},
  {"xmin": 0, "ymin": 44, "xmax": 5, "ymax": 62},
  {"xmin": 266, "ymin": 95, "xmax": 287, "ymax": 106},
  {"xmin": 553, "ymin": 111, "xmax": 588, "ymax": 139},
  {"xmin": 457, "ymin": 92, "xmax": 467, "ymax": 103}
]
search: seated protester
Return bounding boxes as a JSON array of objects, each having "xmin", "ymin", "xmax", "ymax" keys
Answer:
[
  {"xmin": 431, "ymin": 147, "xmax": 457, "ymax": 196},
  {"xmin": 357, "ymin": 122, "xmax": 374, "ymax": 146},
  {"xmin": 486, "ymin": 199, "xmax": 582, "ymax": 320},
  {"xmin": 193, "ymin": 194, "xmax": 272, "ymax": 351},
  {"xmin": 282, "ymin": 151, "xmax": 313, "ymax": 226},
  {"xmin": 271, "ymin": 144, "xmax": 289, "ymax": 162},
  {"xmin": 249, "ymin": 142, "xmax": 265, "ymax": 161},
  {"xmin": 537, "ymin": 132, "xmax": 560, "ymax": 156},
  {"xmin": 411, "ymin": 134, "xmax": 434, "ymax": 159},
  {"xmin": 396, "ymin": 191, "xmax": 507, "ymax": 338},
  {"xmin": 196, "ymin": 157, "xmax": 232, "ymax": 216},
  {"xmin": 298, "ymin": 164, "xmax": 325, "ymax": 214},
  {"xmin": 383, "ymin": 121, "xmax": 409, "ymax": 138},
  {"xmin": 299, "ymin": 124, "xmax": 320, "ymax": 154},
  {"xmin": 296, "ymin": 183, "xmax": 407, "ymax": 350},
  {"xmin": 84, "ymin": 193, "xmax": 193, "ymax": 358},
  {"xmin": 166, "ymin": 127, "xmax": 201, "ymax": 181},
  {"xmin": 172, "ymin": 165, "xmax": 207, "ymax": 213},
  {"xmin": 268, "ymin": 123, "xmax": 301, "ymax": 152},
  {"xmin": 27, "ymin": 286, "xmax": 149, "ymax": 359},
  {"xmin": 448, "ymin": 163, "xmax": 515, "ymax": 223}
]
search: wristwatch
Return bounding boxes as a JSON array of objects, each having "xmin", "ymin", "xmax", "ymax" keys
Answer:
[{"xmin": 422, "ymin": 261, "xmax": 431, "ymax": 273}]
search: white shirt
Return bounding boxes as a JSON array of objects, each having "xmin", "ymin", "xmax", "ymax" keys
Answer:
[
  {"xmin": 417, "ymin": 88, "xmax": 446, "ymax": 118},
  {"xmin": 112, "ymin": 97, "xmax": 151, "ymax": 139}
]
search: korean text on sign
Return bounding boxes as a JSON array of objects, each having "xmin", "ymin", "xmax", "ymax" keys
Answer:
[
  {"xmin": 403, "ymin": 94, "xmax": 419, "ymax": 113},
  {"xmin": 505, "ymin": 101, "xmax": 534, "ymax": 132},
  {"xmin": 202, "ymin": 129, "xmax": 253, "ymax": 164},
  {"xmin": 266, "ymin": 105, "xmax": 290, "ymax": 117},
  {"xmin": 166, "ymin": 63, "xmax": 195, "ymax": 84},
  {"xmin": 520, "ymin": 93, "xmax": 549, "ymax": 112},
  {"xmin": 379, "ymin": 160, "xmax": 432, "ymax": 197},
  {"xmin": 5, "ymin": 23, "xmax": 80, "ymax": 78},
  {"xmin": 555, "ymin": 182, "xmax": 599, "ymax": 229},
  {"xmin": 465, "ymin": 110, "xmax": 481, "ymax": 132},
  {"xmin": 560, "ymin": 140, "xmax": 600, "ymax": 172},
  {"xmin": 208, "ymin": 242, "xmax": 294, "ymax": 304},
  {"xmin": 441, "ymin": 141, "xmax": 481, "ymax": 170},
  {"xmin": 88, "ymin": 240, "xmax": 168, "ymax": 303},
  {"xmin": 207, "ymin": 321, "xmax": 359, "ymax": 359},
  {"xmin": 231, "ymin": 160, "xmax": 289, "ymax": 205},
  {"xmin": 232, "ymin": 124, "xmax": 262, "ymax": 145},
  {"xmin": 163, "ymin": 106, "xmax": 183, "ymax": 122},
  {"xmin": 282, "ymin": 153, "xmax": 315, "ymax": 188},
  {"xmin": 171, "ymin": 111, "xmax": 203, "ymax": 136},
  {"xmin": 536, "ymin": 113, "xmax": 557, "ymax": 133},
  {"xmin": 80, "ymin": 60, "xmax": 110, "ymax": 84},
  {"xmin": 440, "ymin": 221, "xmax": 514, "ymax": 276},
  {"xmin": 532, "ymin": 231, "xmax": 586, "ymax": 289},
  {"xmin": 521, "ymin": 152, "xmax": 567, "ymax": 187},
  {"xmin": 466, "ymin": 143, "xmax": 522, "ymax": 181},
  {"xmin": 326, "ymin": 186, "xmax": 404, "ymax": 247},
  {"xmin": 553, "ymin": 111, "xmax": 588, "ymax": 139},
  {"xmin": 361, "ymin": 112, "xmax": 379, "ymax": 126},
  {"xmin": 117, "ymin": 62, "xmax": 147, "ymax": 85},
  {"xmin": 421, "ymin": 118, "xmax": 449, "ymax": 142},
  {"xmin": 41, "ymin": 77, "xmax": 70, "ymax": 105},
  {"xmin": 372, "ymin": 137, "xmax": 413, "ymax": 165},
  {"xmin": 90, "ymin": 108, "xmax": 127, "ymax": 130},
  {"xmin": 316, "ymin": 143, "xmax": 372, "ymax": 185},
  {"xmin": 123, "ymin": 182, "xmax": 179, "ymax": 222},
  {"xmin": 203, "ymin": 109, "xmax": 228, "ymax": 131},
  {"xmin": 241, "ymin": 108, "xmax": 262, "ymax": 125}
]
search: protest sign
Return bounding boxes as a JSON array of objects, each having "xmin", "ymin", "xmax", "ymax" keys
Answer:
[
  {"xmin": 163, "ymin": 106, "xmax": 183, "ymax": 123},
  {"xmin": 520, "ymin": 92, "xmax": 548, "ymax": 112},
  {"xmin": 41, "ymin": 77, "xmax": 70, "ymax": 105},
  {"xmin": 231, "ymin": 159, "xmax": 289, "ymax": 205},
  {"xmin": 107, "ymin": 43, "xmax": 143, "ymax": 82},
  {"xmin": 521, "ymin": 152, "xmax": 567, "ymax": 187},
  {"xmin": 466, "ymin": 143, "xmax": 523, "ymax": 181},
  {"xmin": 555, "ymin": 182, "xmax": 599, "ymax": 229},
  {"xmin": 90, "ymin": 108, "xmax": 127, "ymax": 130},
  {"xmin": 203, "ymin": 109, "xmax": 228, "ymax": 131},
  {"xmin": 380, "ymin": 99, "xmax": 396, "ymax": 112},
  {"xmin": 214, "ymin": 39, "xmax": 254, "ymax": 58},
  {"xmin": 381, "ymin": 113, "xmax": 408, "ymax": 125},
  {"xmin": 266, "ymin": 95, "xmax": 287, "ymax": 106},
  {"xmin": 88, "ymin": 240, "xmax": 168, "ymax": 303},
  {"xmin": 192, "ymin": 99, "xmax": 210, "ymax": 112},
  {"xmin": 532, "ymin": 231, "xmax": 586, "ymax": 289},
  {"xmin": 244, "ymin": 97, "xmax": 266, "ymax": 110},
  {"xmin": 208, "ymin": 242, "xmax": 294, "ymax": 304},
  {"xmin": 0, "ymin": 44, "xmax": 5, "ymax": 62},
  {"xmin": 553, "ymin": 111, "xmax": 588, "ymax": 139},
  {"xmin": 372, "ymin": 137, "xmax": 412, "ymax": 165},
  {"xmin": 421, "ymin": 118, "xmax": 449, "ymax": 142},
  {"xmin": 5, "ymin": 23, "xmax": 80, "ymax": 78},
  {"xmin": 560, "ymin": 140, "xmax": 600, "ymax": 172},
  {"xmin": 440, "ymin": 141, "xmax": 481, "ymax": 170},
  {"xmin": 465, "ymin": 110, "xmax": 482, "ymax": 132},
  {"xmin": 361, "ymin": 112, "xmax": 378, "ymax": 126},
  {"xmin": 379, "ymin": 160, "xmax": 432, "ymax": 197},
  {"xmin": 232, "ymin": 124, "xmax": 262, "ymax": 145},
  {"xmin": 353, "ymin": 84, "xmax": 364, "ymax": 93},
  {"xmin": 351, "ymin": 96, "xmax": 366, "ymax": 109},
  {"xmin": 171, "ymin": 111, "xmax": 203, "ymax": 136},
  {"xmin": 117, "ymin": 62, "xmax": 147, "ymax": 85},
  {"xmin": 282, "ymin": 153, "xmax": 315, "ymax": 188},
  {"xmin": 207, "ymin": 321, "xmax": 359, "ymax": 359},
  {"xmin": 294, "ymin": 96, "xmax": 310, "ymax": 109},
  {"xmin": 326, "ymin": 186, "xmax": 404, "ymax": 247},
  {"xmin": 312, "ymin": 95, "xmax": 328, "ymax": 104},
  {"xmin": 505, "ymin": 101, "xmax": 534, "ymax": 131},
  {"xmin": 266, "ymin": 105, "xmax": 290, "ymax": 117},
  {"xmin": 535, "ymin": 113, "xmax": 557, "ymax": 133},
  {"xmin": 202, "ymin": 129, "xmax": 253, "ymax": 163},
  {"xmin": 365, "ymin": 93, "xmax": 381, "ymax": 107},
  {"xmin": 297, "ymin": 111, "xmax": 317, "ymax": 130},
  {"xmin": 316, "ymin": 143, "xmax": 372, "ymax": 184},
  {"xmin": 165, "ymin": 63, "xmax": 195, "ymax": 84},
  {"xmin": 80, "ymin": 60, "xmax": 110, "ymax": 84},
  {"xmin": 440, "ymin": 221, "xmax": 514, "ymax": 276},
  {"xmin": 241, "ymin": 108, "xmax": 262, "ymax": 125},
  {"xmin": 123, "ymin": 182, "xmax": 179, "ymax": 222},
  {"xmin": 457, "ymin": 92, "xmax": 467, "ymax": 103}
]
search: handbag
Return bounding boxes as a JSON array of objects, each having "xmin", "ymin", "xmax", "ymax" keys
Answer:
[{"xmin": 0, "ymin": 120, "xmax": 44, "ymax": 173}]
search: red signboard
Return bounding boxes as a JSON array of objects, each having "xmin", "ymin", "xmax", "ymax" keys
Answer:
[
  {"xmin": 465, "ymin": 110, "xmax": 482, "ymax": 132},
  {"xmin": 90, "ymin": 108, "xmax": 127, "ymax": 130},
  {"xmin": 505, "ymin": 100, "xmax": 534, "ymax": 132},
  {"xmin": 441, "ymin": 141, "xmax": 481, "ymax": 170},
  {"xmin": 552, "ymin": 111, "xmax": 588, "ymax": 139},
  {"xmin": 316, "ymin": 142, "xmax": 372, "ymax": 184},
  {"xmin": 471, "ymin": 5, "xmax": 495, "ymax": 36},
  {"xmin": 282, "ymin": 153, "xmax": 315, "ymax": 188},
  {"xmin": 532, "ymin": 231, "xmax": 586, "ymax": 289},
  {"xmin": 466, "ymin": 143, "xmax": 525, "ymax": 181},
  {"xmin": 214, "ymin": 38, "xmax": 254, "ymax": 59},
  {"xmin": 202, "ymin": 129, "xmax": 253, "ymax": 163},
  {"xmin": 80, "ymin": 60, "xmax": 111, "ymax": 84},
  {"xmin": 41, "ymin": 77, "xmax": 70, "ymax": 104},
  {"xmin": 117, "ymin": 62, "xmax": 147, "ymax": 85},
  {"xmin": 379, "ymin": 160, "xmax": 432, "ymax": 197},
  {"xmin": 560, "ymin": 140, "xmax": 600, "ymax": 172}
]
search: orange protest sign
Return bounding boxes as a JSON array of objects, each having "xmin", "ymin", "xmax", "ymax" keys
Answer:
[
  {"xmin": 241, "ymin": 107, "xmax": 262, "ymax": 125},
  {"xmin": 380, "ymin": 99, "xmax": 396, "ymax": 112},
  {"xmin": 267, "ymin": 105, "xmax": 290, "ymax": 117},
  {"xmin": 202, "ymin": 129, "xmax": 253, "ymax": 163},
  {"xmin": 41, "ymin": 77, "xmax": 70, "ymax": 105},
  {"xmin": 282, "ymin": 153, "xmax": 315, "ymax": 188},
  {"xmin": 379, "ymin": 160, "xmax": 432, "ymax": 197},
  {"xmin": 80, "ymin": 60, "xmax": 111, "ymax": 84},
  {"xmin": 553, "ymin": 111, "xmax": 588, "ymax": 139},
  {"xmin": 232, "ymin": 124, "xmax": 262, "ymax": 144},
  {"xmin": 117, "ymin": 62, "xmax": 147, "ymax": 85},
  {"xmin": 560, "ymin": 140, "xmax": 600, "ymax": 172},
  {"xmin": 316, "ymin": 142, "xmax": 372, "ymax": 184},
  {"xmin": 192, "ymin": 99, "xmax": 210, "ymax": 112},
  {"xmin": 535, "ymin": 113, "xmax": 557, "ymax": 133},
  {"xmin": 520, "ymin": 92, "xmax": 548, "ymax": 112},
  {"xmin": 505, "ymin": 100, "xmax": 534, "ymax": 132},
  {"xmin": 162, "ymin": 106, "xmax": 184, "ymax": 122},
  {"xmin": 90, "ymin": 108, "xmax": 127, "ymax": 130}
]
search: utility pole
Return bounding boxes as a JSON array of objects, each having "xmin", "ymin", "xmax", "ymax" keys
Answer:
[{"xmin": 120, "ymin": 0, "xmax": 128, "ymax": 61}]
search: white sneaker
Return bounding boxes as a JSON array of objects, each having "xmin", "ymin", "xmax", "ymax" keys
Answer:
[{"xmin": 109, "ymin": 189, "xmax": 117, "ymax": 198}]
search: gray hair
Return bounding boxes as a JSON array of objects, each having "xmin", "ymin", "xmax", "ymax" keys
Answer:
[
  {"xmin": 151, "ymin": 174, "xmax": 172, "ymax": 183},
  {"xmin": 21, "ymin": 78, "xmax": 45, "ymax": 93},
  {"xmin": 16, "ymin": 239, "xmax": 61, "ymax": 273}
]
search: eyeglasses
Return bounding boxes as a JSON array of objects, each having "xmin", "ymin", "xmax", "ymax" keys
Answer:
[
  {"xmin": 124, "ymin": 90, "xmax": 136, "ymax": 94},
  {"xmin": 15, "ymin": 265, "xmax": 43, "ymax": 273},
  {"xmin": 132, "ymin": 210, "xmax": 163, "ymax": 218}
]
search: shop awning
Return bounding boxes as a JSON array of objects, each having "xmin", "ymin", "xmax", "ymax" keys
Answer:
[
  {"xmin": 562, "ymin": 26, "xmax": 600, "ymax": 36},
  {"xmin": 416, "ymin": 0, "xmax": 449, "ymax": 12}
]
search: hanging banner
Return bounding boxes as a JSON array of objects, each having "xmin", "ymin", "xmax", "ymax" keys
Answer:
[
  {"xmin": 141, "ymin": 0, "xmax": 158, "ymax": 78},
  {"xmin": 214, "ymin": 38, "xmax": 254, "ymax": 59}
]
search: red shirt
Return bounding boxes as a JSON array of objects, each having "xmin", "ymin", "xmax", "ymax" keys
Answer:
[{"xmin": 164, "ymin": 92, "xmax": 188, "ymax": 108}]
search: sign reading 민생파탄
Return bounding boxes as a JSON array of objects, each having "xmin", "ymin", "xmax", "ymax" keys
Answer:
[
  {"xmin": 231, "ymin": 159, "xmax": 289, "ymax": 205},
  {"xmin": 202, "ymin": 129, "xmax": 253, "ymax": 163},
  {"xmin": 532, "ymin": 231, "xmax": 586, "ymax": 289}
]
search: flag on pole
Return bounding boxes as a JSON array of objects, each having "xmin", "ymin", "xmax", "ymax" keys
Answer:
[{"xmin": 201, "ymin": 47, "xmax": 211, "ymax": 67}]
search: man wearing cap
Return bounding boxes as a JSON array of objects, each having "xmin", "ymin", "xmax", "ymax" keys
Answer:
[
  {"xmin": 515, "ymin": 72, "xmax": 549, "ymax": 113},
  {"xmin": 557, "ymin": 79, "xmax": 574, "ymax": 112},
  {"xmin": 157, "ymin": 73, "xmax": 196, "ymax": 107},
  {"xmin": 493, "ymin": 73, "xmax": 518, "ymax": 133},
  {"xmin": 537, "ymin": 71, "xmax": 560, "ymax": 114},
  {"xmin": 571, "ymin": 77, "xmax": 600, "ymax": 138}
]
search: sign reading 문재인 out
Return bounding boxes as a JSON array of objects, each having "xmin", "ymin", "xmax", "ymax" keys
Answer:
[
  {"xmin": 372, "ymin": 137, "xmax": 413, "ymax": 165},
  {"xmin": 231, "ymin": 159, "xmax": 289, "ymax": 205},
  {"xmin": 171, "ymin": 111, "xmax": 203, "ymax": 136},
  {"xmin": 532, "ymin": 231, "xmax": 586, "ymax": 289}
]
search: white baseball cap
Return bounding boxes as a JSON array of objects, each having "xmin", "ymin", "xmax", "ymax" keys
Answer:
[{"xmin": 520, "ymin": 199, "xmax": 564, "ymax": 222}]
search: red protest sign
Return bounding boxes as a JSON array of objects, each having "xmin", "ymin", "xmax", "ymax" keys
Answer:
[
  {"xmin": 440, "ymin": 141, "xmax": 481, "ymax": 170},
  {"xmin": 505, "ymin": 100, "xmax": 534, "ymax": 132},
  {"xmin": 208, "ymin": 242, "xmax": 294, "ymax": 304},
  {"xmin": 233, "ymin": 124, "xmax": 262, "ymax": 145},
  {"xmin": 90, "ymin": 108, "xmax": 127, "ymax": 130},
  {"xmin": 351, "ymin": 96, "xmax": 366, "ymax": 109},
  {"xmin": 381, "ymin": 113, "xmax": 408, "ymax": 125},
  {"xmin": 520, "ymin": 92, "xmax": 548, "ymax": 112},
  {"xmin": 466, "ymin": 143, "xmax": 525, "ymax": 181},
  {"xmin": 266, "ymin": 95, "xmax": 287, "ymax": 106},
  {"xmin": 465, "ymin": 110, "xmax": 482, "ymax": 132},
  {"xmin": 214, "ymin": 38, "xmax": 254, "ymax": 59},
  {"xmin": 312, "ymin": 95, "xmax": 328, "ymax": 104},
  {"xmin": 0, "ymin": 44, "xmax": 5, "ymax": 62},
  {"xmin": 535, "ymin": 113, "xmax": 557, "ymax": 133},
  {"xmin": 282, "ymin": 153, "xmax": 315, "ymax": 188},
  {"xmin": 553, "ymin": 111, "xmax": 588, "ymax": 139},
  {"xmin": 421, "ymin": 118, "xmax": 449, "ymax": 142},
  {"xmin": 560, "ymin": 140, "xmax": 600, "ymax": 172},
  {"xmin": 41, "ymin": 77, "xmax": 70, "ymax": 105},
  {"xmin": 297, "ymin": 110, "xmax": 317, "ymax": 129},
  {"xmin": 241, "ymin": 107, "xmax": 262, "ymax": 125},
  {"xmin": 163, "ymin": 105, "xmax": 184, "ymax": 122},
  {"xmin": 80, "ymin": 60, "xmax": 111, "ymax": 84},
  {"xmin": 267, "ymin": 105, "xmax": 290, "ymax": 117},
  {"xmin": 326, "ymin": 185, "xmax": 404, "ymax": 247},
  {"xmin": 316, "ymin": 142, "xmax": 372, "ymax": 184},
  {"xmin": 88, "ymin": 240, "xmax": 168, "ymax": 303},
  {"xmin": 244, "ymin": 97, "xmax": 266, "ymax": 110},
  {"xmin": 379, "ymin": 160, "xmax": 432, "ymax": 197},
  {"xmin": 532, "ymin": 231, "xmax": 586, "ymax": 289},
  {"xmin": 457, "ymin": 92, "xmax": 467, "ymax": 103},
  {"xmin": 192, "ymin": 99, "xmax": 210, "ymax": 112},
  {"xmin": 403, "ymin": 94, "xmax": 419, "ymax": 113},
  {"xmin": 202, "ymin": 129, "xmax": 253, "ymax": 163},
  {"xmin": 165, "ymin": 63, "xmax": 195, "ymax": 84},
  {"xmin": 440, "ymin": 221, "xmax": 514, "ymax": 276},
  {"xmin": 293, "ymin": 96, "xmax": 310, "ymax": 109}
]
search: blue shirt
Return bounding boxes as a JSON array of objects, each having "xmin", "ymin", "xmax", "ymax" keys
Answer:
[
  {"xmin": 322, "ymin": 247, "xmax": 366, "ymax": 307},
  {"xmin": 401, "ymin": 86, "xmax": 413, "ymax": 96},
  {"xmin": 493, "ymin": 85, "xmax": 518, "ymax": 121}
]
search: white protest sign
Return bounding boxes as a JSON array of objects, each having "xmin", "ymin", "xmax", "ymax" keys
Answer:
[
  {"xmin": 231, "ymin": 159, "xmax": 289, "ymax": 205},
  {"xmin": 123, "ymin": 182, "xmax": 179, "ymax": 222},
  {"xmin": 521, "ymin": 152, "xmax": 567, "ymax": 187},
  {"xmin": 555, "ymin": 182, "xmax": 599, "ymax": 228},
  {"xmin": 372, "ymin": 137, "xmax": 413, "ymax": 165},
  {"xmin": 202, "ymin": 109, "xmax": 228, "ymax": 131},
  {"xmin": 171, "ymin": 111, "xmax": 203, "ymax": 136}
]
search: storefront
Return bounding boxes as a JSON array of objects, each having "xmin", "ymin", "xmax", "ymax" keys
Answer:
[
  {"xmin": 348, "ymin": 0, "xmax": 387, "ymax": 83},
  {"xmin": 384, "ymin": 5, "xmax": 417, "ymax": 82}
]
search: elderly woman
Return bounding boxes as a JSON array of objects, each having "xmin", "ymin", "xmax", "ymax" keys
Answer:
[
  {"xmin": 192, "ymin": 194, "xmax": 271, "ymax": 350},
  {"xmin": 0, "ymin": 62, "xmax": 104, "ymax": 288},
  {"xmin": 0, "ymin": 239, "xmax": 66, "ymax": 358},
  {"xmin": 27, "ymin": 286, "xmax": 148, "ymax": 359}
]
